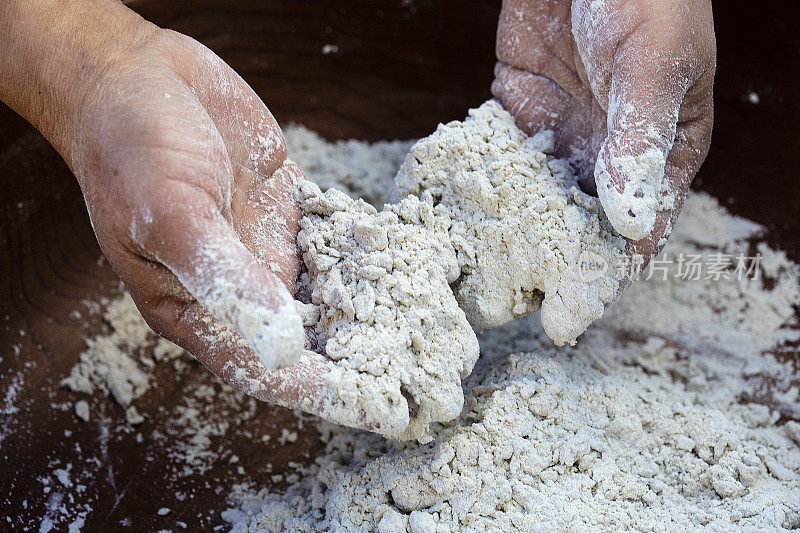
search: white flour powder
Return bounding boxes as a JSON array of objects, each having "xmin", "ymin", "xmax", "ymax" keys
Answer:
[
  {"xmin": 61, "ymin": 293, "xmax": 183, "ymax": 408},
  {"xmin": 225, "ymin": 121, "xmax": 800, "ymax": 531}
]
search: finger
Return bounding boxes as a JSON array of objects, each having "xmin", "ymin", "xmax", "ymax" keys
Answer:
[
  {"xmin": 163, "ymin": 300, "xmax": 378, "ymax": 431},
  {"xmin": 143, "ymin": 295, "xmax": 329, "ymax": 421},
  {"xmin": 130, "ymin": 189, "xmax": 304, "ymax": 371},
  {"xmin": 494, "ymin": 0, "xmax": 604, "ymax": 185},
  {"xmin": 628, "ymin": 110, "xmax": 714, "ymax": 260},
  {"xmin": 233, "ymin": 158, "xmax": 304, "ymax": 289},
  {"xmin": 610, "ymin": 109, "xmax": 713, "ymax": 302},
  {"xmin": 571, "ymin": 0, "xmax": 715, "ymax": 241},
  {"xmin": 164, "ymin": 33, "xmax": 304, "ymax": 290},
  {"xmin": 496, "ymin": 0, "xmax": 582, "ymax": 96},
  {"xmin": 167, "ymin": 30, "xmax": 287, "ymax": 189},
  {"xmin": 593, "ymin": 48, "xmax": 688, "ymax": 241}
]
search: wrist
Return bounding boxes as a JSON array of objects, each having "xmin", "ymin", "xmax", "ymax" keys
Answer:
[{"xmin": 0, "ymin": 0, "xmax": 157, "ymax": 156}]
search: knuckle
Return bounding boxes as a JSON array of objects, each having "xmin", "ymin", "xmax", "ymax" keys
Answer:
[
  {"xmin": 137, "ymin": 295, "xmax": 186, "ymax": 342},
  {"xmin": 139, "ymin": 306, "xmax": 167, "ymax": 338}
]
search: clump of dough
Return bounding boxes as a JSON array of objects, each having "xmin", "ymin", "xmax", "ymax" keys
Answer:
[
  {"xmin": 296, "ymin": 181, "xmax": 479, "ymax": 442},
  {"xmin": 293, "ymin": 101, "xmax": 626, "ymax": 440},
  {"xmin": 390, "ymin": 100, "xmax": 627, "ymax": 345}
]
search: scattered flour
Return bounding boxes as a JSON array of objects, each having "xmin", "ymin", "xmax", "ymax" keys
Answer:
[
  {"xmin": 296, "ymin": 181, "xmax": 479, "ymax": 442},
  {"xmin": 53, "ymin": 467, "xmax": 72, "ymax": 488},
  {"xmin": 60, "ymin": 293, "xmax": 180, "ymax": 407},
  {"xmin": 73, "ymin": 400, "xmax": 90, "ymax": 422},
  {"xmin": 226, "ymin": 122, "xmax": 800, "ymax": 532},
  {"xmin": 58, "ymin": 287, "xmax": 258, "ymax": 480},
  {"xmin": 389, "ymin": 100, "xmax": 627, "ymax": 344},
  {"xmin": 278, "ymin": 429, "xmax": 299, "ymax": 445},
  {"xmin": 125, "ymin": 405, "xmax": 145, "ymax": 426},
  {"xmin": 158, "ymin": 381, "xmax": 260, "ymax": 478}
]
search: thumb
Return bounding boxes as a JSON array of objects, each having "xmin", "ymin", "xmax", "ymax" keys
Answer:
[
  {"xmin": 133, "ymin": 191, "xmax": 304, "ymax": 371},
  {"xmin": 593, "ymin": 48, "xmax": 689, "ymax": 241},
  {"xmin": 571, "ymin": 0, "xmax": 712, "ymax": 242}
]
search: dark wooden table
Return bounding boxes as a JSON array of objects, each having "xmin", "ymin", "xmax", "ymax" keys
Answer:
[{"xmin": 1, "ymin": 1, "xmax": 798, "ymax": 530}]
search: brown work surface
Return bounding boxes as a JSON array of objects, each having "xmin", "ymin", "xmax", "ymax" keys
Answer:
[{"xmin": 0, "ymin": 1, "xmax": 798, "ymax": 531}]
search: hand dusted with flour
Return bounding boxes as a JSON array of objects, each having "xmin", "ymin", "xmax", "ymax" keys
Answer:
[
  {"xmin": 296, "ymin": 181, "xmax": 479, "ymax": 442},
  {"xmin": 493, "ymin": 0, "xmax": 715, "ymax": 253},
  {"xmin": 391, "ymin": 101, "xmax": 627, "ymax": 345}
]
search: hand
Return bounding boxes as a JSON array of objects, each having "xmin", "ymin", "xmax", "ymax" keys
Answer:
[
  {"xmin": 0, "ymin": 0, "xmax": 359, "ymax": 426},
  {"xmin": 492, "ymin": 0, "xmax": 716, "ymax": 261}
]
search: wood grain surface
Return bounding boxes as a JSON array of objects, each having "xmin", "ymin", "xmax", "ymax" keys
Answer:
[{"xmin": 0, "ymin": 0, "xmax": 797, "ymax": 530}]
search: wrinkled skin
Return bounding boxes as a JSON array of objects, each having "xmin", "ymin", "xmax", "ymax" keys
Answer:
[{"xmin": 493, "ymin": 0, "xmax": 716, "ymax": 262}]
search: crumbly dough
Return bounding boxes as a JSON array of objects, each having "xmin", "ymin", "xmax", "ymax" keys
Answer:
[
  {"xmin": 296, "ymin": 181, "xmax": 479, "ymax": 442},
  {"xmin": 225, "ymin": 125, "xmax": 800, "ymax": 532},
  {"xmin": 228, "ymin": 349, "xmax": 800, "ymax": 532},
  {"xmin": 294, "ymin": 101, "xmax": 626, "ymax": 441},
  {"xmin": 389, "ymin": 100, "xmax": 627, "ymax": 345}
]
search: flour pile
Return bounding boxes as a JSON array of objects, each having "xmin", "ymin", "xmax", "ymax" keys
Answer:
[
  {"xmin": 61, "ymin": 293, "xmax": 183, "ymax": 410},
  {"xmin": 283, "ymin": 127, "xmax": 413, "ymax": 208},
  {"xmin": 389, "ymin": 101, "xmax": 627, "ymax": 344},
  {"xmin": 224, "ymin": 121, "xmax": 800, "ymax": 531}
]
